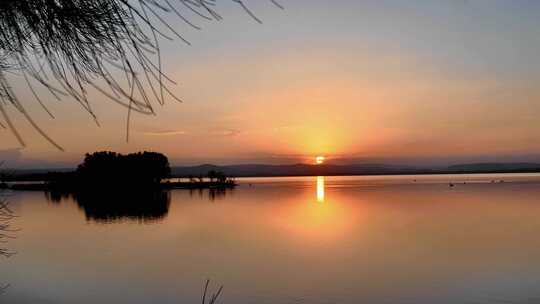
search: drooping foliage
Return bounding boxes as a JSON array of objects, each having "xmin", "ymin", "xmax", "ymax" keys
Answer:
[{"xmin": 0, "ymin": 0, "xmax": 282, "ymax": 149}]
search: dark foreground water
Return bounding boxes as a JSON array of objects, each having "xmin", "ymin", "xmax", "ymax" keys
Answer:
[{"xmin": 2, "ymin": 174, "xmax": 540, "ymax": 304}]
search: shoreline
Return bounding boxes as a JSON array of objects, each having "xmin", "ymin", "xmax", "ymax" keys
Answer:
[
  {"xmin": 3, "ymin": 172, "xmax": 540, "ymax": 192},
  {"xmin": 1, "ymin": 181, "xmax": 236, "ymax": 192},
  {"xmin": 3, "ymin": 170, "xmax": 540, "ymax": 183}
]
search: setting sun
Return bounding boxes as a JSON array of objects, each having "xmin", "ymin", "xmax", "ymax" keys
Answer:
[{"xmin": 1, "ymin": 2, "xmax": 539, "ymax": 304}]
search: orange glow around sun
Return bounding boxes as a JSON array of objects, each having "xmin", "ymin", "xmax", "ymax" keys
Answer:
[{"xmin": 315, "ymin": 156, "xmax": 325, "ymax": 165}]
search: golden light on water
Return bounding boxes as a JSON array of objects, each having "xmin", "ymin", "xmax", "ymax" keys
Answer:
[
  {"xmin": 270, "ymin": 176, "xmax": 365, "ymax": 244},
  {"xmin": 315, "ymin": 156, "xmax": 325, "ymax": 165},
  {"xmin": 317, "ymin": 176, "xmax": 325, "ymax": 203}
]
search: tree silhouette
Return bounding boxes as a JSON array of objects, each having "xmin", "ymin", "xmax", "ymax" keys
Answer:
[
  {"xmin": 208, "ymin": 170, "xmax": 217, "ymax": 182},
  {"xmin": 207, "ymin": 170, "xmax": 228, "ymax": 184},
  {"xmin": 215, "ymin": 171, "xmax": 227, "ymax": 183},
  {"xmin": 0, "ymin": 0, "xmax": 282, "ymax": 149},
  {"xmin": 76, "ymin": 151, "xmax": 171, "ymax": 187}
]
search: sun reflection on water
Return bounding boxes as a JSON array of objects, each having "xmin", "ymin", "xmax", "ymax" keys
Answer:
[
  {"xmin": 269, "ymin": 176, "xmax": 364, "ymax": 245},
  {"xmin": 317, "ymin": 176, "xmax": 325, "ymax": 203}
]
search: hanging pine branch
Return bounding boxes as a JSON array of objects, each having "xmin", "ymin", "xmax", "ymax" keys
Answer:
[{"xmin": 0, "ymin": 0, "xmax": 282, "ymax": 149}]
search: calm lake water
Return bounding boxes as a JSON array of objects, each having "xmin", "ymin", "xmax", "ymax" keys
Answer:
[{"xmin": 2, "ymin": 174, "xmax": 540, "ymax": 304}]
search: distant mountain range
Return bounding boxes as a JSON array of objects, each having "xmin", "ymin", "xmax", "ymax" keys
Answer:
[
  {"xmin": 170, "ymin": 162, "xmax": 540, "ymax": 177},
  {"xmin": 4, "ymin": 162, "xmax": 540, "ymax": 181},
  {"xmin": 447, "ymin": 163, "xmax": 540, "ymax": 172}
]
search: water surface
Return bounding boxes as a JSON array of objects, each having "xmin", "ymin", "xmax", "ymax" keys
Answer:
[{"xmin": 2, "ymin": 174, "xmax": 540, "ymax": 304}]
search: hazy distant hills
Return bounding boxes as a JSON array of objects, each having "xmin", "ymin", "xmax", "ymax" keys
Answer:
[
  {"xmin": 447, "ymin": 163, "xmax": 540, "ymax": 172},
  {"xmin": 170, "ymin": 162, "xmax": 540, "ymax": 177},
  {"xmin": 5, "ymin": 162, "xmax": 540, "ymax": 180},
  {"xmin": 170, "ymin": 164, "xmax": 421, "ymax": 177}
]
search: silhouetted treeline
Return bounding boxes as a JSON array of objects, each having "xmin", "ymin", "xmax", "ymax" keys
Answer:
[
  {"xmin": 75, "ymin": 151, "xmax": 170, "ymax": 188},
  {"xmin": 2, "ymin": 151, "xmax": 237, "ymax": 193},
  {"xmin": 43, "ymin": 151, "xmax": 172, "ymax": 223}
]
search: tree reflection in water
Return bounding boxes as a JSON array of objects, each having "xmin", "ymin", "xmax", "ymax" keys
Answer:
[
  {"xmin": 46, "ymin": 189, "xmax": 171, "ymax": 224},
  {"xmin": 45, "ymin": 188, "xmax": 234, "ymax": 223},
  {"xmin": 0, "ymin": 195, "xmax": 15, "ymax": 294},
  {"xmin": 189, "ymin": 188, "xmax": 234, "ymax": 202},
  {"xmin": 0, "ymin": 200, "xmax": 15, "ymax": 257}
]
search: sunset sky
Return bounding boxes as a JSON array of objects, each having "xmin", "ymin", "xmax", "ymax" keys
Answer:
[{"xmin": 2, "ymin": 0, "xmax": 540, "ymax": 168}]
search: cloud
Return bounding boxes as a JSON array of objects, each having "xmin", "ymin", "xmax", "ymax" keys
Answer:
[
  {"xmin": 141, "ymin": 129, "xmax": 187, "ymax": 136},
  {"xmin": 141, "ymin": 127, "xmax": 243, "ymax": 137},
  {"xmin": 209, "ymin": 129, "xmax": 243, "ymax": 137}
]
